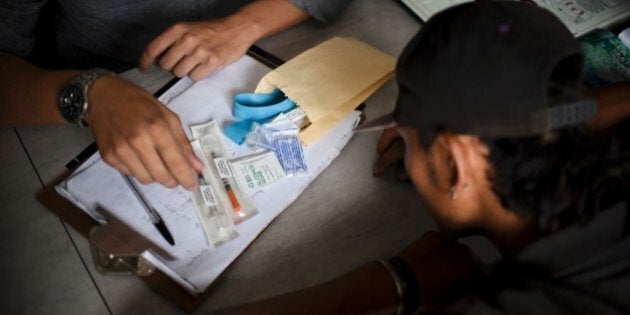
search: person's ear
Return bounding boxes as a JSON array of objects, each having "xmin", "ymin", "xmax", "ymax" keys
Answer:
[
  {"xmin": 428, "ymin": 134, "xmax": 487, "ymax": 233},
  {"xmin": 442, "ymin": 134, "xmax": 478, "ymax": 200}
]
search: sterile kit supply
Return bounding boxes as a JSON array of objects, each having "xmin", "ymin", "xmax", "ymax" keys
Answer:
[
  {"xmin": 230, "ymin": 151, "xmax": 287, "ymax": 192},
  {"xmin": 190, "ymin": 140, "xmax": 238, "ymax": 247},
  {"xmin": 269, "ymin": 106, "xmax": 310, "ymax": 130},
  {"xmin": 246, "ymin": 120, "xmax": 308, "ymax": 176},
  {"xmin": 190, "ymin": 120, "xmax": 258, "ymax": 233}
]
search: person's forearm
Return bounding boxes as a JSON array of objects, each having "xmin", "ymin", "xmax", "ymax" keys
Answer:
[
  {"xmin": 212, "ymin": 232, "xmax": 488, "ymax": 314},
  {"xmin": 587, "ymin": 81, "xmax": 630, "ymax": 130},
  {"xmin": 0, "ymin": 56, "xmax": 79, "ymax": 126},
  {"xmin": 212, "ymin": 262, "xmax": 400, "ymax": 315},
  {"xmin": 224, "ymin": 0, "xmax": 310, "ymax": 43}
]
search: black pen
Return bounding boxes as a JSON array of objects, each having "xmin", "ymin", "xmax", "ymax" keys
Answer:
[{"xmin": 122, "ymin": 174, "xmax": 176, "ymax": 246}]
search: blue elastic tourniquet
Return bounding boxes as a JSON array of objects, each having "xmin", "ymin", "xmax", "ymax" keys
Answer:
[
  {"xmin": 225, "ymin": 89, "xmax": 296, "ymax": 144},
  {"xmin": 224, "ymin": 119, "xmax": 256, "ymax": 145}
]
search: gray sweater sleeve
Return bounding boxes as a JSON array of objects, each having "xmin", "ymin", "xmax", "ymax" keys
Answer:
[
  {"xmin": 289, "ymin": 0, "xmax": 351, "ymax": 23},
  {"xmin": 0, "ymin": 0, "xmax": 48, "ymax": 56}
]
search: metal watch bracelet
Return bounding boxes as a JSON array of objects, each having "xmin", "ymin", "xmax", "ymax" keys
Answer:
[{"xmin": 59, "ymin": 68, "xmax": 115, "ymax": 128}]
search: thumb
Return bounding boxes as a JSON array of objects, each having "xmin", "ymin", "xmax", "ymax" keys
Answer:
[{"xmin": 159, "ymin": 105, "xmax": 204, "ymax": 173}]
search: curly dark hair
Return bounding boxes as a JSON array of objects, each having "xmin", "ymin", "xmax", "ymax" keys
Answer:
[
  {"xmin": 479, "ymin": 52, "xmax": 630, "ymax": 231},
  {"xmin": 483, "ymin": 120, "xmax": 629, "ymax": 231}
]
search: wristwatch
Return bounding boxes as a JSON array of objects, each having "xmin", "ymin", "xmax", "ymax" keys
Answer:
[{"xmin": 59, "ymin": 68, "xmax": 114, "ymax": 128}]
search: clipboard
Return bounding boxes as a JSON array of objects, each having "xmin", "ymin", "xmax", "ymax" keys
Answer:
[
  {"xmin": 36, "ymin": 46, "xmax": 285, "ymax": 312},
  {"xmin": 36, "ymin": 41, "xmax": 378, "ymax": 312}
]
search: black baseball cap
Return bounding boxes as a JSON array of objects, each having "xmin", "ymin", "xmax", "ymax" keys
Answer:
[{"xmin": 357, "ymin": 0, "xmax": 596, "ymax": 142}]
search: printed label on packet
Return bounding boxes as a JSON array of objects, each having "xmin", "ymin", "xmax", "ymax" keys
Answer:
[
  {"xmin": 190, "ymin": 120, "xmax": 217, "ymax": 140},
  {"xmin": 273, "ymin": 135, "xmax": 307, "ymax": 175},
  {"xmin": 231, "ymin": 151, "xmax": 286, "ymax": 191},
  {"xmin": 213, "ymin": 157, "xmax": 232, "ymax": 178},
  {"xmin": 270, "ymin": 107, "xmax": 310, "ymax": 130},
  {"xmin": 199, "ymin": 185, "xmax": 217, "ymax": 206}
]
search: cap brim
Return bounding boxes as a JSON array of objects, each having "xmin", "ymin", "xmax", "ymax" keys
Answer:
[{"xmin": 352, "ymin": 112, "xmax": 397, "ymax": 132}]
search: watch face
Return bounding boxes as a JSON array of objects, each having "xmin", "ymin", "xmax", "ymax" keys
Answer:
[{"xmin": 59, "ymin": 84, "xmax": 85, "ymax": 123}]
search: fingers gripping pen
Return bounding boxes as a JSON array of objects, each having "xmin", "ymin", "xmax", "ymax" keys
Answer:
[{"xmin": 122, "ymin": 174, "xmax": 175, "ymax": 246}]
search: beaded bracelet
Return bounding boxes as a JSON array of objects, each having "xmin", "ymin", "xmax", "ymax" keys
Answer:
[{"xmin": 377, "ymin": 257, "xmax": 420, "ymax": 315}]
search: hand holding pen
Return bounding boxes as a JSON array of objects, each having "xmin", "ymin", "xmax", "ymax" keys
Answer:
[{"xmin": 122, "ymin": 174, "xmax": 176, "ymax": 246}]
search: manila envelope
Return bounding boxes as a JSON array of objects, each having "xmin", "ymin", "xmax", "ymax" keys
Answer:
[{"xmin": 255, "ymin": 37, "xmax": 396, "ymax": 146}]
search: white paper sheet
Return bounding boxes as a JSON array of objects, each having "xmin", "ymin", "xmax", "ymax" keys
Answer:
[{"xmin": 56, "ymin": 54, "xmax": 360, "ymax": 294}]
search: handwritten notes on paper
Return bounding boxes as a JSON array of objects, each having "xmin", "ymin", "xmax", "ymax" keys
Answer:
[{"xmin": 64, "ymin": 160, "xmax": 208, "ymax": 261}]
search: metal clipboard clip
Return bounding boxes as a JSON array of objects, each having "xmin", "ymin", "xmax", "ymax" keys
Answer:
[{"xmin": 89, "ymin": 207, "xmax": 175, "ymax": 276}]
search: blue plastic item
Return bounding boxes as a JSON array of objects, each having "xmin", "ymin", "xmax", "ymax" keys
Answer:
[{"xmin": 225, "ymin": 89, "xmax": 296, "ymax": 144}]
